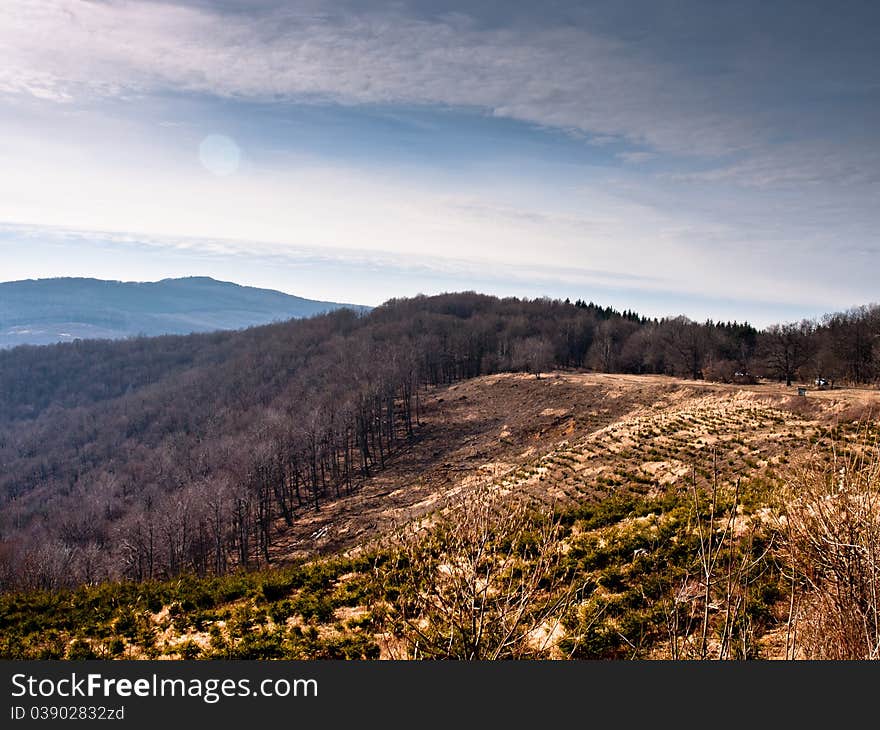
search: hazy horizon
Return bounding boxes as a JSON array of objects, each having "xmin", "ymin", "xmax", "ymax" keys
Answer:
[{"xmin": 0, "ymin": 265, "xmax": 850, "ymax": 329}]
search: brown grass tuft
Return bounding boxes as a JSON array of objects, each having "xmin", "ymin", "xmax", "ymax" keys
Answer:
[{"xmin": 778, "ymin": 433, "xmax": 880, "ymax": 659}]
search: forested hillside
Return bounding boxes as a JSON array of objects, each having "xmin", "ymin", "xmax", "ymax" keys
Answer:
[{"xmin": 1, "ymin": 292, "xmax": 879, "ymax": 591}]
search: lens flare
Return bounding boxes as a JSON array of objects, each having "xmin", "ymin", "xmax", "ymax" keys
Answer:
[{"xmin": 198, "ymin": 134, "xmax": 241, "ymax": 176}]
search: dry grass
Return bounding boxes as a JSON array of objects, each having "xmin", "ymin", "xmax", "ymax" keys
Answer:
[
  {"xmin": 268, "ymin": 372, "xmax": 880, "ymax": 565},
  {"xmin": 779, "ymin": 436, "xmax": 880, "ymax": 659}
]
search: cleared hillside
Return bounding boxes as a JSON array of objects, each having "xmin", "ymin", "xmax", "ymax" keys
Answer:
[
  {"xmin": 3, "ymin": 371, "xmax": 878, "ymax": 660},
  {"xmin": 269, "ymin": 371, "xmax": 880, "ymax": 562}
]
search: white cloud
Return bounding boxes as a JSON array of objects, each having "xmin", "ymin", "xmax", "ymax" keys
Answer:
[
  {"xmin": 4, "ymin": 1, "xmax": 876, "ymax": 192},
  {"xmin": 0, "ymin": 0, "xmax": 756, "ymax": 156}
]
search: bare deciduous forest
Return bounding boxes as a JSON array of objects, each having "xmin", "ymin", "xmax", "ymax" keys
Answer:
[{"xmin": 1, "ymin": 293, "xmax": 878, "ymax": 593}]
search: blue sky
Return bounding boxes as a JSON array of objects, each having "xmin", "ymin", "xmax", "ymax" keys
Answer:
[{"xmin": 1, "ymin": 1, "xmax": 879, "ymax": 325}]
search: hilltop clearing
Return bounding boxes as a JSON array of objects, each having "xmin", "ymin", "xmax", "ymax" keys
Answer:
[{"xmin": 269, "ymin": 371, "xmax": 879, "ymax": 562}]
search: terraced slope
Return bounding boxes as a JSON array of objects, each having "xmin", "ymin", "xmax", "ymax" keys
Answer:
[{"xmin": 270, "ymin": 372, "xmax": 879, "ymax": 562}]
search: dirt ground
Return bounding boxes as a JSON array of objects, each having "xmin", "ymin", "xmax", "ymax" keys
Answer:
[{"xmin": 269, "ymin": 372, "xmax": 880, "ymax": 563}]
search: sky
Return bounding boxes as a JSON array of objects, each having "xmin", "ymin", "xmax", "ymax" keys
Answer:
[{"xmin": 1, "ymin": 1, "xmax": 879, "ymax": 326}]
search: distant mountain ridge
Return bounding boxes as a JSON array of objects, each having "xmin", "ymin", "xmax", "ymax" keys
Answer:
[{"xmin": 0, "ymin": 276, "xmax": 370, "ymax": 347}]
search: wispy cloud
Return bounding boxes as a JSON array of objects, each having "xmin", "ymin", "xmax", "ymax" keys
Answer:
[
  {"xmin": 0, "ymin": 220, "xmax": 663, "ymax": 291},
  {"xmin": 4, "ymin": 1, "xmax": 876, "ymax": 192},
  {"xmin": 665, "ymin": 142, "xmax": 880, "ymax": 189},
  {"xmin": 0, "ymin": 0, "xmax": 756, "ymax": 156},
  {"xmin": 2, "ymin": 220, "xmax": 821, "ymax": 326}
]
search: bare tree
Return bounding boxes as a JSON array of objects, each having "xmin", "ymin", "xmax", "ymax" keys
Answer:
[
  {"xmin": 512, "ymin": 336, "xmax": 554, "ymax": 378},
  {"xmin": 761, "ymin": 320, "xmax": 815, "ymax": 387},
  {"xmin": 587, "ymin": 319, "xmax": 637, "ymax": 373},
  {"xmin": 662, "ymin": 316, "xmax": 709, "ymax": 380}
]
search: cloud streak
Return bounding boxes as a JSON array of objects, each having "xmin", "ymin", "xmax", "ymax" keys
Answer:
[
  {"xmin": 0, "ymin": 221, "xmax": 819, "ymax": 326},
  {"xmin": 0, "ymin": 220, "xmax": 663, "ymax": 290},
  {"xmin": 3, "ymin": 1, "xmax": 878, "ymax": 190},
  {"xmin": 0, "ymin": 0, "xmax": 762, "ymax": 157}
]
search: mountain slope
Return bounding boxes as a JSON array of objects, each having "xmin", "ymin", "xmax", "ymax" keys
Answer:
[
  {"xmin": 2, "ymin": 291, "xmax": 880, "ymax": 659},
  {"xmin": 3, "ymin": 290, "xmax": 879, "ymax": 594},
  {"xmin": 3, "ymin": 372, "xmax": 878, "ymax": 660},
  {"xmin": 0, "ymin": 276, "xmax": 369, "ymax": 347}
]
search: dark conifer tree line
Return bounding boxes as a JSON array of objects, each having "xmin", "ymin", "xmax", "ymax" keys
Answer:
[{"xmin": 0, "ymin": 293, "xmax": 878, "ymax": 590}]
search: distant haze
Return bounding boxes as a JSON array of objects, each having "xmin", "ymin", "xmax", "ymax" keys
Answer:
[{"xmin": 0, "ymin": 276, "xmax": 369, "ymax": 348}]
